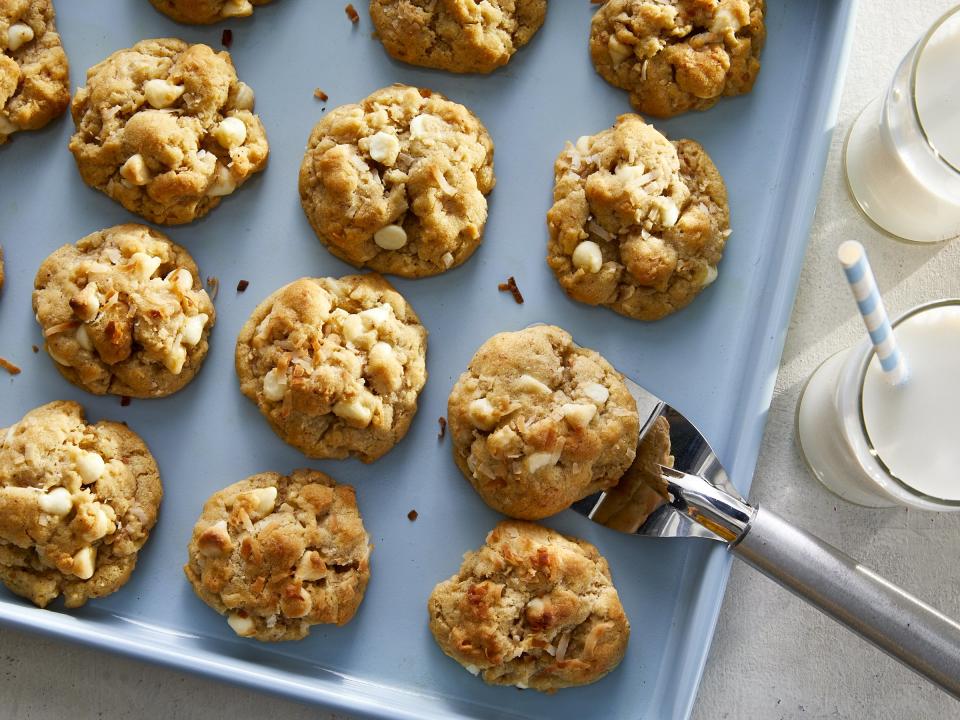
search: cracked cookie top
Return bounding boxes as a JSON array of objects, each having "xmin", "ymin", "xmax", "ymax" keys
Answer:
[
  {"xmin": 235, "ymin": 274, "xmax": 428, "ymax": 462},
  {"xmin": 184, "ymin": 468, "xmax": 371, "ymax": 642},
  {"xmin": 0, "ymin": 401, "xmax": 162, "ymax": 608},
  {"xmin": 447, "ymin": 325, "xmax": 639, "ymax": 520},
  {"xmin": 299, "ymin": 84, "xmax": 494, "ymax": 278},
  {"xmin": 590, "ymin": 0, "xmax": 765, "ymax": 118},
  {"xmin": 149, "ymin": 0, "xmax": 273, "ymax": 25},
  {"xmin": 428, "ymin": 520, "xmax": 630, "ymax": 690},
  {"xmin": 0, "ymin": 0, "xmax": 70, "ymax": 144},
  {"xmin": 33, "ymin": 224, "xmax": 216, "ymax": 398},
  {"xmin": 68, "ymin": 38, "xmax": 268, "ymax": 225},
  {"xmin": 547, "ymin": 114, "xmax": 730, "ymax": 321}
]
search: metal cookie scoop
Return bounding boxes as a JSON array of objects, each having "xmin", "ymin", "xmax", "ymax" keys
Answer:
[{"xmin": 572, "ymin": 378, "xmax": 960, "ymax": 699}]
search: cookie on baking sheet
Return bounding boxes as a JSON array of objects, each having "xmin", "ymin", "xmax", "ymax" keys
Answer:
[
  {"xmin": 184, "ymin": 468, "xmax": 371, "ymax": 642},
  {"xmin": 0, "ymin": 401, "xmax": 162, "ymax": 608},
  {"xmin": 546, "ymin": 114, "xmax": 730, "ymax": 321},
  {"xmin": 590, "ymin": 0, "xmax": 765, "ymax": 118},
  {"xmin": 370, "ymin": 0, "xmax": 547, "ymax": 74},
  {"xmin": 68, "ymin": 38, "xmax": 268, "ymax": 225},
  {"xmin": 235, "ymin": 274, "xmax": 428, "ymax": 462},
  {"xmin": 0, "ymin": 0, "xmax": 70, "ymax": 145},
  {"xmin": 447, "ymin": 325, "xmax": 639, "ymax": 520},
  {"xmin": 33, "ymin": 224, "xmax": 216, "ymax": 398},
  {"xmin": 298, "ymin": 84, "xmax": 494, "ymax": 278},
  {"xmin": 428, "ymin": 520, "xmax": 630, "ymax": 690},
  {"xmin": 149, "ymin": 0, "xmax": 272, "ymax": 24}
]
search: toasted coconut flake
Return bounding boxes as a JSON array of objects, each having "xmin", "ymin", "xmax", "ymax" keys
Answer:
[
  {"xmin": 0, "ymin": 357, "xmax": 21, "ymax": 375},
  {"xmin": 556, "ymin": 631, "xmax": 571, "ymax": 662},
  {"xmin": 587, "ymin": 220, "xmax": 614, "ymax": 242},
  {"xmin": 43, "ymin": 321, "xmax": 80, "ymax": 337}
]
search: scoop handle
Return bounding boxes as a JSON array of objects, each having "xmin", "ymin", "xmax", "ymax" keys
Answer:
[{"xmin": 731, "ymin": 505, "xmax": 960, "ymax": 699}]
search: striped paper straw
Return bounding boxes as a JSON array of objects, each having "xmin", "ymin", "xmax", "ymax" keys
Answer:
[{"xmin": 837, "ymin": 241, "xmax": 909, "ymax": 386}]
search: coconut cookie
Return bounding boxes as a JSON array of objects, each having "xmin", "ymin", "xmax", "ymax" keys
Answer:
[
  {"xmin": 447, "ymin": 325, "xmax": 639, "ymax": 520},
  {"xmin": 33, "ymin": 224, "xmax": 216, "ymax": 398},
  {"xmin": 0, "ymin": 0, "xmax": 70, "ymax": 145},
  {"xmin": 235, "ymin": 274, "xmax": 428, "ymax": 462},
  {"xmin": 184, "ymin": 469, "xmax": 371, "ymax": 642},
  {"xmin": 370, "ymin": 0, "xmax": 546, "ymax": 74},
  {"xmin": 429, "ymin": 521, "xmax": 630, "ymax": 690},
  {"xmin": 299, "ymin": 84, "xmax": 494, "ymax": 278},
  {"xmin": 590, "ymin": 0, "xmax": 765, "ymax": 119},
  {"xmin": 547, "ymin": 115, "xmax": 730, "ymax": 321},
  {"xmin": 68, "ymin": 38, "xmax": 268, "ymax": 225},
  {"xmin": 149, "ymin": 0, "xmax": 272, "ymax": 25},
  {"xmin": 0, "ymin": 401, "xmax": 162, "ymax": 608}
]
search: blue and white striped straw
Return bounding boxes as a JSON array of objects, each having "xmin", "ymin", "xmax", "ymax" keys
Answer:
[{"xmin": 837, "ymin": 241, "xmax": 909, "ymax": 386}]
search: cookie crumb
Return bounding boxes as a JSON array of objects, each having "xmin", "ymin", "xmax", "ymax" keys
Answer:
[
  {"xmin": 498, "ymin": 276, "xmax": 524, "ymax": 304},
  {"xmin": 345, "ymin": 3, "xmax": 359, "ymax": 23},
  {"xmin": 221, "ymin": 29, "xmax": 233, "ymax": 48},
  {"xmin": 31, "ymin": 345, "xmax": 39, "ymax": 353},
  {"xmin": 313, "ymin": 88, "xmax": 328, "ymax": 102},
  {"xmin": 0, "ymin": 357, "xmax": 21, "ymax": 375},
  {"xmin": 437, "ymin": 416, "xmax": 447, "ymax": 439},
  {"xmin": 418, "ymin": 87, "xmax": 432, "ymax": 98},
  {"xmin": 120, "ymin": 396, "xmax": 131, "ymax": 407},
  {"xmin": 236, "ymin": 279, "xmax": 249, "ymax": 293},
  {"xmin": 407, "ymin": 509, "xmax": 418, "ymax": 522},
  {"xmin": 206, "ymin": 276, "xmax": 220, "ymax": 301}
]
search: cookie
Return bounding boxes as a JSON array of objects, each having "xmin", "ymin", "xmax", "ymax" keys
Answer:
[
  {"xmin": 33, "ymin": 224, "xmax": 216, "ymax": 398},
  {"xmin": 0, "ymin": 0, "xmax": 70, "ymax": 145},
  {"xmin": 591, "ymin": 415, "xmax": 673, "ymax": 533},
  {"xmin": 0, "ymin": 401, "xmax": 162, "ymax": 608},
  {"xmin": 184, "ymin": 469, "xmax": 371, "ymax": 642},
  {"xmin": 546, "ymin": 114, "xmax": 730, "ymax": 321},
  {"xmin": 370, "ymin": 0, "xmax": 547, "ymax": 74},
  {"xmin": 447, "ymin": 325, "xmax": 639, "ymax": 520},
  {"xmin": 149, "ymin": 0, "xmax": 272, "ymax": 25},
  {"xmin": 68, "ymin": 38, "xmax": 269, "ymax": 225},
  {"xmin": 235, "ymin": 274, "xmax": 428, "ymax": 462},
  {"xmin": 299, "ymin": 84, "xmax": 494, "ymax": 278},
  {"xmin": 590, "ymin": 0, "xmax": 765, "ymax": 118},
  {"xmin": 428, "ymin": 520, "xmax": 630, "ymax": 690}
]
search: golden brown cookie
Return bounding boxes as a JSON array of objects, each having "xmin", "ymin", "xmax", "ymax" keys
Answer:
[
  {"xmin": 546, "ymin": 114, "xmax": 730, "ymax": 321},
  {"xmin": 184, "ymin": 469, "xmax": 372, "ymax": 642},
  {"xmin": 590, "ymin": 0, "xmax": 765, "ymax": 118},
  {"xmin": 149, "ymin": 0, "xmax": 272, "ymax": 24},
  {"xmin": 298, "ymin": 84, "xmax": 494, "ymax": 278},
  {"xmin": 370, "ymin": 0, "xmax": 547, "ymax": 74},
  {"xmin": 33, "ymin": 224, "xmax": 216, "ymax": 398},
  {"xmin": 428, "ymin": 520, "xmax": 630, "ymax": 690},
  {"xmin": 447, "ymin": 325, "xmax": 639, "ymax": 520},
  {"xmin": 235, "ymin": 274, "xmax": 428, "ymax": 462},
  {"xmin": 68, "ymin": 38, "xmax": 268, "ymax": 225},
  {"xmin": 0, "ymin": 0, "xmax": 69, "ymax": 145},
  {"xmin": 0, "ymin": 401, "xmax": 162, "ymax": 608}
]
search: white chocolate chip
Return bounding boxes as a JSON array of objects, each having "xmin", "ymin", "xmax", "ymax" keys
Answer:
[
  {"xmin": 368, "ymin": 131, "xmax": 401, "ymax": 165},
  {"xmin": 562, "ymin": 403, "xmax": 597, "ymax": 429},
  {"xmin": 234, "ymin": 82, "xmax": 255, "ymax": 111},
  {"xmin": 213, "ymin": 116, "xmax": 247, "ymax": 149},
  {"xmin": 129, "ymin": 252, "xmax": 162, "ymax": 281},
  {"xmin": 77, "ymin": 451, "xmax": 105, "ymax": 484},
  {"xmin": 608, "ymin": 36, "xmax": 632, "ymax": 64},
  {"xmin": 71, "ymin": 546, "xmax": 96, "ymax": 580},
  {"xmin": 198, "ymin": 520, "xmax": 232, "ymax": 557},
  {"xmin": 465, "ymin": 664, "xmax": 481, "ymax": 676},
  {"xmin": 167, "ymin": 268, "xmax": 193, "ymax": 293},
  {"xmin": 143, "ymin": 78, "xmax": 185, "ymax": 109},
  {"xmin": 227, "ymin": 613, "xmax": 257, "ymax": 637},
  {"xmin": 333, "ymin": 396, "xmax": 374, "ymax": 428},
  {"xmin": 703, "ymin": 264, "xmax": 719, "ymax": 286},
  {"xmin": 581, "ymin": 382, "xmax": 610, "ymax": 405},
  {"xmin": 72, "ymin": 282, "xmax": 100, "ymax": 321},
  {"xmin": 262, "ymin": 368, "xmax": 288, "ymax": 402},
  {"xmin": 181, "ymin": 313, "xmax": 208, "ymax": 347},
  {"xmin": 75, "ymin": 325, "xmax": 93, "ymax": 351},
  {"xmin": 296, "ymin": 550, "xmax": 327, "ymax": 581},
  {"xmin": 525, "ymin": 451, "xmax": 558, "ymax": 474},
  {"xmin": 517, "ymin": 374, "xmax": 552, "ymax": 395},
  {"xmin": 441, "ymin": 252, "xmax": 454, "ymax": 268},
  {"xmin": 711, "ymin": 3, "xmax": 747, "ymax": 33},
  {"xmin": 164, "ymin": 344, "xmax": 187, "ymax": 375},
  {"xmin": 207, "ymin": 164, "xmax": 237, "ymax": 197},
  {"xmin": 339, "ymin": 314, "xmax": 375, "ymax": 349},
  {"xmin": 244, "ymin": 486, "xmax": 277, "ymax": 519},
  {"xmin": 373, "ymin": 224, "xmax": 407, "ymax": 250},
  {"xmin": 572, "ymin": 241, "xmax": 603, "ymax": 273},
  {"xmin": 84, "ymin": 503, "xmax": 115, "ymax": 542},
  {"xmin": 575, "ymin": 135, "xmax": 592, "ymax": 153},
  {"xmin": 468, "ymin": 397, "xmax": 498, "ymax": 431},
  {"xmin": 7, "ymin": 22, "xmax": 34, "ymax": 52},
  {"xmin": 409, "ymin": 113, "xmax": 442, "ymax": 139},
  {"xmin": 38, "ymin": 487, "xmax": 73, "ymax": 516},
  {"xmin": 656, "ymin": 197, "xmax": 680, "ymax": 227},
  {"xmin": 358, "ymin": 304, "xmax": 393, "ymax": 327},
  {"xmin": 119, "ymin": 154, "xmax": 151, "ymax": 186},
  {"xmin": 0, "ymin": 115, "xmax": 17, "ymax": 135}
]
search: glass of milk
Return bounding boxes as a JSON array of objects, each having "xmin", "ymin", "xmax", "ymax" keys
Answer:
[
  {"xmin": 844, "ymin": 6, "xmax": 960, "ymax": 243},
  {"xmin": 797, "ymin": 300, "xmax": 960, "ymax": 509}
]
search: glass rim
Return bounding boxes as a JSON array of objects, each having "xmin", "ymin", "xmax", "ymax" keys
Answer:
[
  {"xmin": 910, "ymin": 4, "xmax": 960, "ymax": 175},
  {"xmin": 855, "ymin": 298, "xmax": 960, "ymax": 506}
]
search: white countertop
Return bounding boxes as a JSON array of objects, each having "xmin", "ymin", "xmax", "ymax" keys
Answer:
[{"xmin": 3, "ymin": 1, "xmax": 959, "ymax": 717}]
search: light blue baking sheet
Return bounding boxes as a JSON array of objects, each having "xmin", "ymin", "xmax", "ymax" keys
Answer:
[{"xmin": 0, "ymin": 1, "xmax": 856, "ymax": 718}]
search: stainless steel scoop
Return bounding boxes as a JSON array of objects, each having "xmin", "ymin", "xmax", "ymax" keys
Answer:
[{"xmin": 571, "ymin": 378, "xmax": 960, "ymax": 699}]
